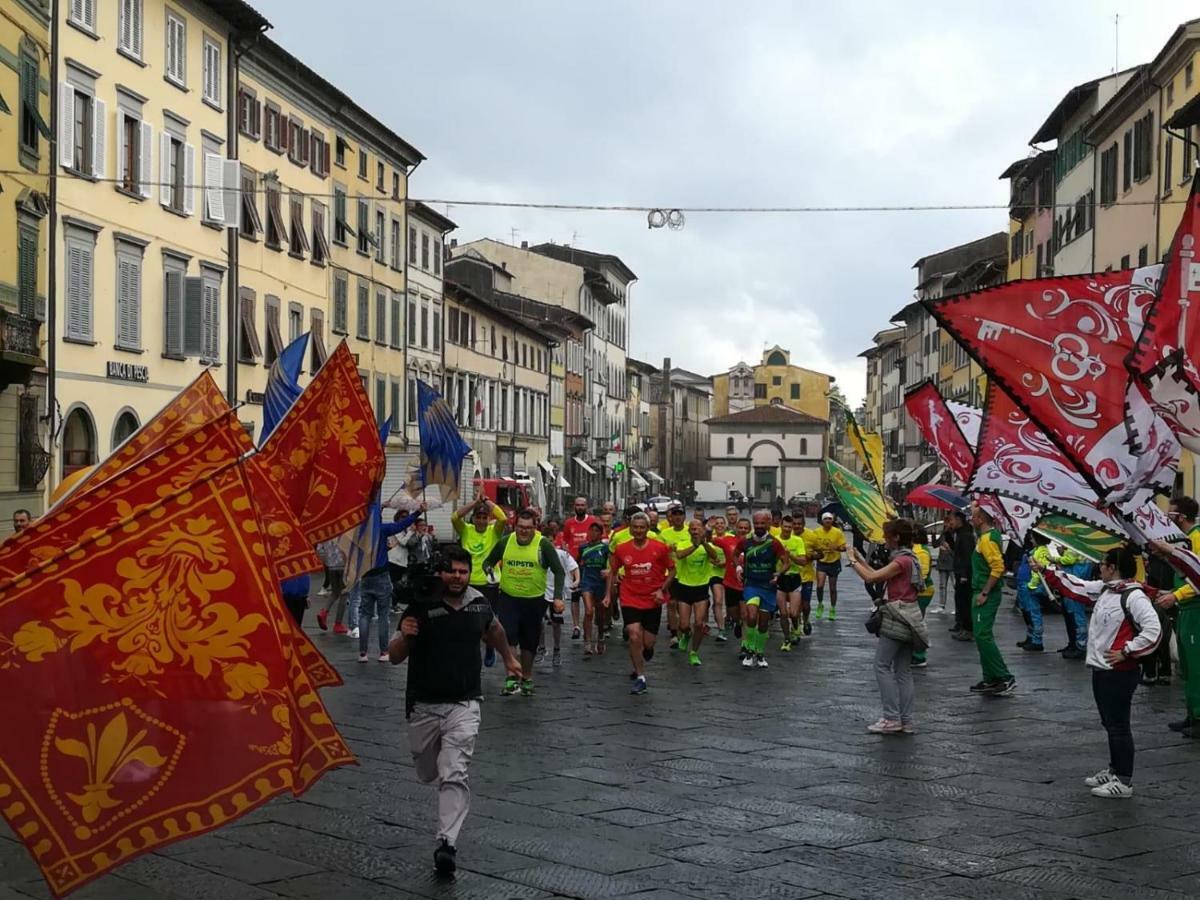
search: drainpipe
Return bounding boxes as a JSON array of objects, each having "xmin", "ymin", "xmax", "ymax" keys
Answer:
[{"xmin": 45, "ymin": 0, "xmax": 60, "ymax": 493}]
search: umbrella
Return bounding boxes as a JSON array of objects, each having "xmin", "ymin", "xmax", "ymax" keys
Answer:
[{"xmin": 906, "ymin": 484, "xmax": 968, "ymax": 510}]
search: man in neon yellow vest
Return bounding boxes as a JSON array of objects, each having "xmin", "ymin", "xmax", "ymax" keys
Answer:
[{"xmin": 483, "ymin": 508, "xmax": 565, "ymax": 697}]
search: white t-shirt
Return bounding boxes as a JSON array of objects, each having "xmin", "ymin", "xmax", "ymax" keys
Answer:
[{"xmin": 546, "ymin": 548, "xmax": 578, "ymax": 601}]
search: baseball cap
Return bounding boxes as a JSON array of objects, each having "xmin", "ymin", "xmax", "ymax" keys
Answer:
[
  {"xmin": 667, "ymin": 501, "xmax": 685, "ymax": 513},
  {"xmin": 821, "ymin": 512, "xmax": 835, "ymax": 522}
]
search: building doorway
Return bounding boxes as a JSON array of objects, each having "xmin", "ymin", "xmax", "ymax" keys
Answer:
[{"xmin": 754, "ymin": 467, "xmax": 777, "ymax": 503}]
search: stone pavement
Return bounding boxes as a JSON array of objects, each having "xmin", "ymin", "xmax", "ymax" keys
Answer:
[{"xmin": 4, "ymin": 579, "xmax": 1200, "ymax": 899}]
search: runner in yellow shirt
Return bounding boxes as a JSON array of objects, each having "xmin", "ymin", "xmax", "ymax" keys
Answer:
[
  {"xmin": 776, "ymin": 515, "xmax": 809, "ymax": 652},
  {"xmin": 809, "ymin": 512, "xmax": 847, "ymax": 621},
  {"xmin": 794, "ymin": 513, "xmax": 818, "ymax": 637}
]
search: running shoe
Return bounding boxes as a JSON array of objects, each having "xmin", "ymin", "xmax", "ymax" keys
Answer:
[
  {"xmin": 678, "ymin": 633, "xmax": 690, "ymax": 653},
  {"xmin": 1090, "ymin": 780, "xmax": 1133, "ymax": 799},
  {"xmin": 583, "ymin": 644, "xmax": 594, "ymax": 656},
  {"xmin": 434, "ymin": 839, "xmax": 457, "ymax": 876},
  {"xmin": 741, "ymin": 655, "xmax": 755, "ymax": 669},
  {"xmin": 316, "ymin": 609, "xmax": 329, "ymax": 631},
  {"xmin": 715, "ymin": 630, "xmax": 728, "ymax": 643},
  {"xmin": 790, "ymin": 629, "xmax": 802, "ymax": 642},
  {"xmin": 484, "ymin": 646, "xmax": 496, "ymax": 668},
  {"xmin": 333, "ymin": 623, "xmax": 349, "ymax": 636},
  {"xmin": 828, "ymin": 608, "xmax": 838, "ymax": 621},
  {"xmin": 755, "ymin": 654, "xmax": 769, "ymax": 669},
  {"xmin": 969, "ymin": 680, "xmax": 993, "ymax": 693},
  {"xmin": 357, "ymin": 652, "xmax": 369, "ymax": 663},
  {"xmin": 520, "ymin": 679, "xmax": 535, "ymax": 697},
  {"xmin": 911, "ymin": 659, "xmax": 928, "ymax": 668},
  {"xmin": 571, "ymin": 627, "xmax": 581, "ymax": 641},
  {"xmin": 901, "ymin": 722, "xmax": 918, "ymax": 734},
  {"xmin": 535, "ymin": 646, "xmax": 546, "ymax": 663},
  {"xmin": 1084, "ymin": 768, "xmax": 1116, "ymax": 787},
  {"xmin": 992, "ymin": 677, "xmax": 1017, "ymax": 696},
  {"xmin": 317, "ymin": 586, "xmax": 330, "ymax": 597},
  {"xmin": 802, "ymin": 621, "xmax": 813, "ymax": 636},
  {"xmin": 669, "ymin": 635, "xmax": 680, "ymax": 649},
  {"xmin": 630, "ymin": 675, "xmax": 648, "ymax": 694},
  {"xmin": 349, "ymin": 627, "xmax": 360, "ymax": 639},
  {"xmin": 688, "ymin": 651, "xmax": 701, "ymax": 667},
  {"xmin": 780, "ymin": 641, "xmax": 792, "ymax": 653},
  {"xmin": 552, "ymin": 649, "xmax": 562, "ymax": 667},
  {"xmin": 867, "ymin": 719, "xmax": 902, "ymax": 734},
  {"xmin": 501, "ymin": 676, "xmax": 520, "ymax": 696},
  {"xmin": 814, "ymin": 605, "xmax": 826, "ymax": 620},
  {"xmin": 378, "ymin": 652, "xmax": 389, "ymax": 663}
]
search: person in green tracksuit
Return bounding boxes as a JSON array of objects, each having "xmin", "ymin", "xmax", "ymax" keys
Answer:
[
  {"xmin": 969, "ymin": 505, "xmax": 1015, "ymax": 696},
  {"xmin": 1149, "ymin": 496, "xmax": 1200, "ymax": 738},
  {"xmin": 911, "ymin": 525, "xmax": 935, "ymax": 668}
]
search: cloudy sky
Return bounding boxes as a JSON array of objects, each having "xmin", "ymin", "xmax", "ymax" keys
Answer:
[{"xmin": 255, "ymin": 0, "xmax": 1195, "ymax": 406}]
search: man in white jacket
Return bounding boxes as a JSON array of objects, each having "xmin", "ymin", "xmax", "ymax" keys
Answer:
[{"xmin": 1037, "ymin": 545, "xmax": 1162, "ymax": 799}]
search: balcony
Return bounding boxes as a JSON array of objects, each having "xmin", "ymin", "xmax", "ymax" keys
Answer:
[{"xmin": 0, "ymin": 310, "xmax": 44, "ymax": 391}]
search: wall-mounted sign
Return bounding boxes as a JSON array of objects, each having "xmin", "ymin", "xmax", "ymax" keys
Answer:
[
  {"xmin": 245, "ymin": 390, "xmax": 265, "ymax": 405},
  {"xmin": 106, "ymin": 361, "xmax": 149, "ymax": 383}
]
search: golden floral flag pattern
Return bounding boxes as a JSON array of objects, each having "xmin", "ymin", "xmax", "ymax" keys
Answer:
[
  {"xmin": 0, "ymin": 414, "xmax": 353, "ymax": 897},
  {"xmin": 257, "ymin": 341, "xmax": 386, "ymax": 545}
]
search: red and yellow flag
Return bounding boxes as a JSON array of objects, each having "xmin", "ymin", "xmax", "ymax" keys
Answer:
[
  {"xmin": 0, "ymin": 413, "xmax": 353, "ymax": 897},
  {"xmin": 257, "ymin": 341, "xmax": 386, "ymax": 544}
]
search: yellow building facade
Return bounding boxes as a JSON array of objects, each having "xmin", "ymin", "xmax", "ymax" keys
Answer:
[
  {"xmin": 50, "ymin": 0, "xmax": 268, "ymax": 492},
  {"xmin": 711, "ymin": 346, "xmax": 832, "ymax": 422},
  {"xmin": 1155, "ymin": 22, "xmax": 1200, "ymax": 259},
  {"xmin": 0, "ymin": 0, "xmax": 52, "ymax": 530}
]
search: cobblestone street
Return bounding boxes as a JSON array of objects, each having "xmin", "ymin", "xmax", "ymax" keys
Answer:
[{"xmin": 4, "ymin": 580, "xmax": 1200, "ymax": 899}]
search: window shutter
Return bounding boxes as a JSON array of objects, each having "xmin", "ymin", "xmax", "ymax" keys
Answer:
[
  {"xmin": 78, "ymin": 245, "xmax": 93, "ymax": 339},
  {"xmin": 334, "ymin": 278, "xmax": 347, "ymax": 332},
  {"xmin": 91, "ymin": 98, "xmax": 106, "ymax": 178},
  {"xmin": 222, "ymin": 160, "xmax": 241, "ymax": 229},
  {"xmin": 183, "ymin": 276, "xmax": 204, "ymax": 356},
  {"xmin": 117, "ymin": 257, "xmax": 139, "ymax": 348},
  {"xmin": 133, "ymin": 0, "xmax": 143, "ymax": 55},
  {"xmin": 204, "ymin": 152, "xmax": 225, "ymax": 223},
  {"xmin": 164, "ymin": 270, "xmax": 183, "ymax": 356},
  {"xmin": 160, "ymin": 133, "xmax": 172, "ymax": 204},
  {"xmin": 66, "ymin": 245, "xmax": 83, "ymax": 338},
  {"xmin": 83, "ymin": 0, "xmax": 96, "ymax": 27},
  {"xmin": 119, "ymin": 0, "xmax": 130, "ymax": 49},
  {"xmin": 140, "ymin": 122, "xmax": 153, "ymax": 197},
  {"xmin": 18, "ymin": 231, "xmax": 37, "ymax": 318},
  {"xmin": 59, "ymin": 84, "xmax": 75, "ymax": 169},
  {"xmin": 202, "ymin": 282, "xmax": 219, "ymax": 360},
  {"xmin": 115, "ymin": 109, "xmax": 126, "ymax": 187},
  {"xmin": 183, "ymin": 143, "xmax": 196, "ymax": 215}
]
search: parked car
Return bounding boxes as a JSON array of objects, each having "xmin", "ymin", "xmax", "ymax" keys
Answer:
[{"xmin": 645, "ymin": 495, "xmax": 673, "ymax": 512}]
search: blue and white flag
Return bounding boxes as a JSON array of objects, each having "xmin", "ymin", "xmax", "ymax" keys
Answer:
[
  {"xmin": 260, "ymin": 332, "xmax": 309, "ymax": 445},
  {"xmin": 410, "ymin": 379, "xmax": 472, "ymax": 504}
]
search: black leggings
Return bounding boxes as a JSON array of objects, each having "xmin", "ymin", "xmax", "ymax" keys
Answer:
[
  {"xmin": 1092, "ymin": 667, "xmax": 1141, "ymax": 780},
  {"xmin": 953, "ymin": 577, "xmax": 973, "ymax": 634}
]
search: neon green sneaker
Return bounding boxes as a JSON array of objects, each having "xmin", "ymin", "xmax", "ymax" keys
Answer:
[
  {"xmin": 780, "ymin": 641, "xmax": 792, "ymax": 653},
  {"xmin": 688, "ymin": 651, "xmax": 701, "ymax": 667},
  {"xmin": 815, "ymin": 605, "xmax": 826, "ymax": 620},
  {"xmin": 678, "ymin": 632, "xmax": 691, "ymax": 652},
  {"xmin": 502, "ymin": 676, "xmax": 520, "ymax": 696},
  {"xmin": 520, "ymin": 679, "xmax": 535, "ymax": 697},
  {"xmin": 829, "ymin": 607, "xmax": 838, "ymax": 621}
]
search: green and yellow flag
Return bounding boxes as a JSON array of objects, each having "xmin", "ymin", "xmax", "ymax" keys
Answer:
[
  {"xmin": 1033, "ymin": 515, "xmax": 1123, "ymax": 563},
  {"xmin": 845, "ymin": 408, "xmax": 885, "ymax": 497},
  {"xmin": 825, "ymin": 458, "xmax": 891, "ymax": 543}
]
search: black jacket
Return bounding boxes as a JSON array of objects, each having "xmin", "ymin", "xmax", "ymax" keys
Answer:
[{"xmin": 951, "ymin": 526, "xmax": 975, "ymax": 579}]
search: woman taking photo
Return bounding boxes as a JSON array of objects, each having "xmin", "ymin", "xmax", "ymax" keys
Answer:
[
  {"xmin": 1036, "ymin": 545, "xmax": 1162, "ymax": 798},
  {"xmin": 848, "ymin": 519, "xmax": 929, "ymax": 734}
]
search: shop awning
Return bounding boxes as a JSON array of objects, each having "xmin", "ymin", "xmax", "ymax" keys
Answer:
[
  {"xmin": 630, "ymin": 469, "xmax": 650, "ymax": 489},
  {"xmin": 930, "ymin": 467, "xmax": 948, "ymax": 485},
  {"xmin": 645, "ymin": 470, "xmax": 664, "ymax": 483},
  {"xmin": 904, "ymin": 460, "xmax": 936, "ymax": 485},
  {"xmin": 890, "ymin": 466, "xmax": 913, "ymax": 485},
  {"xmin": 537, "ymin": 459, "xmax": 553, "ymax": 476},
  {"xmin": 573, "ymin": 457, "xmax": 598, "ymax": 476},
  {"xmin": 558, "ymin": 475, "xmax": 571, "ymax": 489}
]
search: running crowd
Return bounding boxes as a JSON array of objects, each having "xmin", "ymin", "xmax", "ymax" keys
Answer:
[{"xmin": 310, "ymin": 492, "xmax": 1200, "ymax": 876}]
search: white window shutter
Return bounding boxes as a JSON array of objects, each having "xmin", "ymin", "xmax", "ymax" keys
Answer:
[
  {"xmin": 91, "ymin": 98, "xmax": 106, "ymax": 179},
  {"xmin": 119, "ymin": 0, "xmax": 129, "ymax": 49},
  {"xmin": 222, "ymin": 159, "xmax": 241, "ymax": 229},
  {"xmin": 59, "ymin": 84, "xmax": 75, "ymax": 169},
  {"xmin": 183, "ymin": 143, "xmax": 195, "ymax": 215},
  {"xmin": 133, "ymin": 0, "xmax": 143, "ymax": 56},
  {"xmin": 83, "ymin": 0, "xmax": 96, "ymax": 28},
  {"xmin": 115, "ymin": 109, "xmax": 126, "ymax": 186},
  {"xmin": 140, "ymin": 122, "xmax": 153, "ymax": 197},
  {"xmin": 204, "ymin": 152, "xmax": 225, "ymax": 223},
  {"xmin": 159, "ymin": 133, "xmax": 171, "ymax": 204}
]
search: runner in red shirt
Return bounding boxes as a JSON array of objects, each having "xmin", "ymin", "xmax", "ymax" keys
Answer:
[
  {"xmin": 561, "ymin": 496, "xmax": 599, "ymax": 640},
  {"xmin": 611, "ymin": 512, "xmax": 674, "ymax": 695},
  {"xmin": 712, "ymin": 516, "xmax": 749, "ymax": 642}
]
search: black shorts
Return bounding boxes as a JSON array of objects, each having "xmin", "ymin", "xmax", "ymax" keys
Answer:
[
  {"xmin": 674, "ymin": 582, "xmax": 710, "ymax": 604},
  {"xmin": 621, "ymin": 605, "xmax": 663, "ymax": 634},
  {"xmin": 498, "ymin": 591, "xmax": 548, "ymax": 654},
  {"xmin": 777, "ymin": 574, "xmax": 802, "ymax": 593},
  {"xmin": 475, "ymin": 583, "xmax": 500, "ymax": 607},
  {"xmin": 725, "ymin": 587, "xmax": 743, "ymax": 605},
  {"xmin": 708, "ymin": 575, "xmax": 723, "ymax": 587}
]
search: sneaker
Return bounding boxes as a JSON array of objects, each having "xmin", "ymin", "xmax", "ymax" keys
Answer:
[
  {"xmin": 630, "ymin": 675, "xmax": 648, "ymax": 695},
  {"xmin": 780, "ymin": 641, "xmax": 792, "ymax": 653},
  {"xmin": 316, "ymin": 609, "xmax": 329, "ymax": 631},
  {"xmin": 815, "ymin": 605, "xmax": 826, "ymax": 620},
  {"xmin": 930, "ymin": 606, "xmax": 944, "ymax": 614},
  {"xmin": 520, "ymin": 679, "xmax": 534, "ymax": 697},
  {"xmin": 715, "ymin": 630, "xmax": 728, "ymax": 643},
  {"xmin": 1056, "ymin": 644, "xmax": 1074, "ymax": 654},
  {"xmin": 952, "ymin": 630, "xmax": 974, "ymax": 642},
  {"xmin": 501, "ymin": 676, "xmax": 520, "ymax": 696},
  {"xmin": 1090, "ymin": 779, "xmax": 1133, "ymax": 799},
  {"xmin": 552, "ymin": 649, "xmax": 562, "ymax": 667},
  {"xmin": 992, "ymin": 677, "xmax": 1017, "ymax": 696},
  {"xmin": 669, "ymin": 635, "xmax": 680, "ymax": 649},
  {"xmin": 803, "ymin": 621, "xmax": 813, "ymax": 636},
  {"xmin": 1016, "ymin": 639, "xmax": 1030, "ymax": 649},
  {"xmin": 911, "ymin": 659, "xmax": 928, "ymax": 669},
  {"xmin": 1156, "ymin": 676, "xmax": 1172, "ymax": 686},
  {"xmin": 733, "ymin": 622, "xmax": 743, "ymax": 639},
  {"xmin": 1084, "ymin": 768, "xmax": 1116, "ymax": 788},
  {"xmin": 829, "ymin": 608, "xmax": 838, "ymax": 621},
  {"xmin": 738, "ymin": 648, "xmax": 747, "ymax": 662},
  {"xmin": 901, "ymin": 722, "xmax": 918, "ymax": 734},
  {"xmin": 755, "ymin": 654, "xmax": 769, "ymax": 669},
  {"xmin": 571, "ymin": 627, "xmax": 581, "ymax": 641},
  {"xmin": 433, "ymin": 839, "xmax": 457, "ymax": 875},
  {"xmin": 969, "ymin": 681, "xmax": 994, "ymax": 693},
  {"xmin": 688, "ymin": 651, "xmax": 702, "ymax": 667},
  {"xmin": 1062, "ymin": 648, "xmax": 1086, "ymax": 660},
  {"xmin": 535, "ymin": 646, "xmax": 546, "ymax": 663},
  {"xmin": 357, "ymin": 652, "xmax": 369, "ymax": 663},
  {"xmin": 348, "ymin": 627, "xmax": 360, "ymax": 639},
  {"xmin": 1168, "ymin": 717, "xmax": 1193, "ymax": 733},
  {"xmin": 741, "ymin": 655, "xmax": 755, "ymax": 669},
  {"xmin": 1023, "ymin": 643, "xmax": 1045, "ymax": 652},
  {"xmin": 317, "ymin": 587, "xmax": 330, "ymax": 597},
  {"xmin": 332, "ymin": 622, "xmax": 349, "ymax": 636},
  {"xmin": 484, "ymin": 646, "xmax": 496, "ymax": 668},
  {"xmin": 790, "ymin": 629, "xmax": 802, "ymax": 642},
  {"xmin": 678, "ymin": 633, "xmax": 691, "ymax": 653},
  {"xmin": 867, "ymin": 718, "xmax": 902, "ymax": 734},
  {"xmin": 379, "ymin": 652, "xmax": 390, "ymax": 663}
]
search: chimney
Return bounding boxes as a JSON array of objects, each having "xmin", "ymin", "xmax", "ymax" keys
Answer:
[
  {"xmin": 501, "ymin": 261, "xmax": 507, "ymax": 271},
  {"xmin": 520, "ymin": 240, "xmax": 528, "ymax": 249},
  {"xmin": 449, "ymin": 238, "xmax": 457, "ymax": 249}
]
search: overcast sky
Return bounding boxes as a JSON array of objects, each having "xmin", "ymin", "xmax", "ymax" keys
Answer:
[{"xmin": 255, "ymin": 1, "xmax": 1195, "ymax": 407}]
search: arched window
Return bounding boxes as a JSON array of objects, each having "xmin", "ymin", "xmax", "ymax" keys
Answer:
[
  {"xmin": 62, "ymin": 407, "xmax": 97, "ymax": 478},
  {"xmin": 766, "ymin": 350, "xmax": 787, "ymax": 367},
  {"xmin": 726, "ymin": 436, "xmax": 734, "ymax": 454},
  {"xmin": 112, "ymin": 410, "xmax": 140, "ymax": 449}
]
